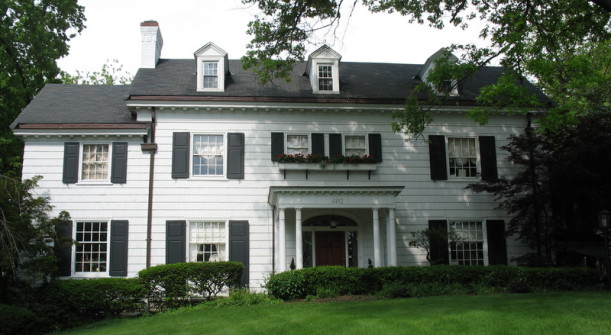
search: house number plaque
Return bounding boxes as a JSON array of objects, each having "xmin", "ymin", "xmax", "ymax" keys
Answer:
[{"xmin": 331, "ymin": 198, "xmax": 344, "ymax": 205}]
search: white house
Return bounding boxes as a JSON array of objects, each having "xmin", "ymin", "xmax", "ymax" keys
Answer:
[{"xmin": 11, "ymin": 21, "xmax": 544, "ymax": 288}]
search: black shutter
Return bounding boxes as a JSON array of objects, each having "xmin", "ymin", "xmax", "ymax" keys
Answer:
[
  {"xmin": 56, "ymin": 221, "xmax": 73, "ymax": 276},
  {"xmin": 109, "ymin": 220, "xmax": 129, "ymax": 276},
  {"xmin": 111, "ymin": 142, "xmax": 128, "ymax": 184},
  {"xmin": 227, "ymin": 133, "xmax": 245, "ymax": 179},
  {"xmin": 329, "ymin": 134, "xmax": 342, "ymax": 157},
  {"xmin": 428, "ymin": 220, "xmax": 449, "ymax": 265},
  {"xmin": 271, "ymin": 132, "xmax": 284, "ymax": 161},
  {"xmin": 368, "ymin": 133, "xmax": 382, "ymax": 162},
  {"xmin": 229, "ymin": 220, "xmax": 250, "ymax": 287},
  {"xmin": 486, "ymin": 220, "xmax": 507, "ymax": 265},
  {"xmin": 172, "ymin": 132, "xmax": 190, "ymax": 179},
  {"xmin": 166, "ymin": 220, "xmax": 186, "ymax": 264},
  {"xmin": 479, "ymin": 136, "xmax": 498, "ymax": 181},
  {"xmin": 428, "ymin": 135, "xmax": 448, "ymax": 180},
  {"xmin": 63, "ymin": 142, "xmax": 80, "ymax": 184},
  {"xmin": 311, "ymin": 133, "xmax": 325, "ymax": 157}
]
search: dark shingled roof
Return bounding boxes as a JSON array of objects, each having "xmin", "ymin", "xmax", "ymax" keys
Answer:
[{"xmin": 11, "ymin": 84, "xmax": 137, "ymax": 128}]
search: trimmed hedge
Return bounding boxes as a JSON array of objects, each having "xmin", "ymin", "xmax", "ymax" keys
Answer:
[
  {"xmin": 0, "ymin": 304, "xmax": 38, "ymax": 335},
  {"xmin": 266, "ymin": 266, "xmax": 600, "ymax": 300},
  {"xmin": 138, "ymin": 262, "xmax": 243, "ymax": 310}
]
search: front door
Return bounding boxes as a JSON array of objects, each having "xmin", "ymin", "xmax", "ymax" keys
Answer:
[{"xmin": 316, "ymin": 231, "xmax": 345, "ymax": 266}]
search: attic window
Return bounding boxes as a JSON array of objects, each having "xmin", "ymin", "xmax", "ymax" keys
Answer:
[
  {"xmin": 318, "ymin": 65, "xmax": 333, "ymax": 91},
  {"xmin": 436, "ymin": 80, "xmax": 455, "ymax": 96},
  {"xmin": 203, "ymin": 61, "xmax": 218, "ymax": 88}
]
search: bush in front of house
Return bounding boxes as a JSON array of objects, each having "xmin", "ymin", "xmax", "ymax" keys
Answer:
[
  {"xmin": 138, "ymin": 261, "xmax": 244, "ymax": 310},
  {"xmin": 265, "ymin": 265, "xmax": 600, "ymax": 300},
  {"xmin": 0, "ymin": 304, "xmax": 39, "ymax": 335}
]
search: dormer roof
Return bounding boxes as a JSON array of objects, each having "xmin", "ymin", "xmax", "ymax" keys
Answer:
[
  {"xmin": 306, "ymin": 45, "xmax": 342, "ymax": 94},
  {"xmin": 194, "ymin": 42, "xmax": 230, "ymax": 92},
  {"xmin": 417, "ymin": 47, "xmax": 459, "ymax": 81}
]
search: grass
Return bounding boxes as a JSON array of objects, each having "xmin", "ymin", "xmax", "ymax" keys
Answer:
[{"xmin": 60, "ymin": 291, "xmax": 611, "ymax": 335}]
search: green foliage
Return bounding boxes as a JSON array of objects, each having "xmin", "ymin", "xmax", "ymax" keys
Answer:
[
  {"xmin": 59, "ymin": 59, "xmax": 133, "ymax": 85},
  {"xmin": 265, "ymin": 265, "xmax": 599, "ymax": 300},
  {"xmin": 207, "ymin": 288, "xmax": 282, "ymax": 307},
  {"xmin": 0, "ymin": 304, "xmax": 38, "ymax": 335},
  {"xmin": 409, "ymin": 227, "xmax": 460, "ymax": 265},
  {"xmin": 0, "ymin": 0, "xmax": 85, "ymax": 175},
  {"xmin": 138, "ymin": 262, "xmax": 244, "ymax": 310}
]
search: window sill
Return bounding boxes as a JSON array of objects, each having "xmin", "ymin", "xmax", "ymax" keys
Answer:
[{"xmin": 75, "ymin": 181, "xmax": 114, "ymax": 186}]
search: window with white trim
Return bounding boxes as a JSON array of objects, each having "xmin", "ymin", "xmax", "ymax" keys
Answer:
[
  {"xmin": 192, "ymin": 134, "xmax": 224, "ymax": 176},
  {"xmin": 449, "ymin": 221, "xmax": 485, "ymax": 266},
  {"xmin": 448, "ymin": 138, "xmax": 477, "ymax": 178},
  {"xmin": 203, "ymin": 61, "xmax": 218, "ymax": 88},
  {"xmin": 344, "ymin": 135, "xmax": 366, "ymax": 156},
  {"xmin": 318, "ymin": 65, "xmax": 333, "ymax": 91},
  {"xmin": 81, "ymin": 144, "xmax": 110, "ymax": 181},
  {"xmin": 286, "ymin": 135, "xmax": 309, "ymax": 155},
  {"xmin": 74, "ymin": 221, "xmax": 108, "ymax": 273},
  {"xmin": 189, "ymin": 221, "xmax": 226, "ymax": 262}
]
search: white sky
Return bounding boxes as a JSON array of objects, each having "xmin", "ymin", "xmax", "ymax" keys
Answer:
[{"xmin": 58, "ymin": 0, "xmax": 488, "ymax": 77}]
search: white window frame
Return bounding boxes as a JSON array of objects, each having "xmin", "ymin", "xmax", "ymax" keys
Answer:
[
  {"xmin": 317, "ymin": 64, "xmax": 334, "ymax": 91},
  {"xmin": 342, "ymin": 134, "xmax": 368, "ymax": 156},
  {"xmin": 191, "ymin": 133, "xmax": 227, "ymax": 178},
  {"xmin": 447, "ymin": 220, "xmax": 489, "ymax": 266},
  {"xmin": 202, "ymin": 61, "xmax": 219, "ymax": 89},
  {"xmin": 72, "ymin": 220, "xmax": 111, "ymax": 277},
  {"xmin": 78, "ymin": 142, "xmax": 112, "ymax": 183},
  {"xmin": 446, "ymin": 137, "xmax": 480, "ymax": 179},
  {"xmin": 285, "ymin": 133, "xmax": 311, "ymax": 156},
  {"xmin": 187, "ymin": 220, "xmax": 228, "ymax": 263}
]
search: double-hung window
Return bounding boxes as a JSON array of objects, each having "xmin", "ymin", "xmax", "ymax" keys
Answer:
[
  {"xmin": 344, "ymin": 135, "xmax": 367, "ymax": 156},
  {"xmin": 192, "ymin": 134, "xmax": 224, "ymax": 176},
  {"xmin": 448, "ymin": 138, "xmax": 477, "ymax": 178},
  {"xmin": 449, "ymin": 221, "xmax": 485, "ymax": 266},
  {"xmin": 203, "ymin": 61, "xmax": 218, "ymax": 88},
  {"xmin": 286, "ymin": 135, "xmax": 309, "ymax": 155},
  {"xmin": 81, "ymin": 144, "xmax": 110, "ymax": 181},
  {"xmin": 74, "ymin": 221, "xmax": 108, "ymax": 273},
  {"xmin": 318, "ymin": 65, "xmax": 333, "ymax": 91},
  {"xmin": 189, "ymin": 221, "xmax": 226, "ymax": 262}
]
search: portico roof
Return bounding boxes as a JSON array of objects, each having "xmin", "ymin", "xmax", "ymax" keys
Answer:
[{"xmin": 268, "ymin": 186, "xmax": 404, "ymax": 209}]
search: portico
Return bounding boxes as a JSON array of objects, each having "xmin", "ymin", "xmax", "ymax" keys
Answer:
[{"xmin": 268, "ymin": 186, "xmax": 404, "ymax": 272}]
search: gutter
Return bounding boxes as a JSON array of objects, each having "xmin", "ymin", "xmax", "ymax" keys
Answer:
[{"xmin": 142, "ymin": 108, "xmax": 157, "ymax": 268}]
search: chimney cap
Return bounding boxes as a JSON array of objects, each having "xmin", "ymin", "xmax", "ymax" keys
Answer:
[{"xmin": 141, "ymin": 20, "xmax": 159, "ymax": 27}]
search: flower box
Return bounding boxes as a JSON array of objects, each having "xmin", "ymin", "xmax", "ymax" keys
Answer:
[{"xmin": 278, "ymin": 163, "xmax": 377, "ymax": 171}]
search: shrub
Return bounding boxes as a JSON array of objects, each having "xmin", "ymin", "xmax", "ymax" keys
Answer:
[
  {"xmin": 0, "ymin": 304, "xmax": 38, "ymax": 335},
  {"xmin": 378, "ymin": 282, "xmax": 411, "ymax": 298},
  {"xmin": 208, "ymin": 288, "xmax": 282, "ymax": 307},
  {"xmin": 138, "ymin": 262, "xmax": 244, "ymax": 310}
]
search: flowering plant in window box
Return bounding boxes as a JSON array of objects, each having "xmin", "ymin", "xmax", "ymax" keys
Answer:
[{"xmin": 277, "ymin": 153, "xmax": 377, "ymax": 169}]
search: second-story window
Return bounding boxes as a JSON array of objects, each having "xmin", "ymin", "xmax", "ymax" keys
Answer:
[
  {"xmin": 448, "ymin": 138, "xmax": 477, "ymax": 178},
  {"xmin": 345, "ymin": 135, "xmax": 366, "ymax": 156},
  {"xmin": 318, "ymin": 65, "xmax": 333, "ymax": 91},
  {"xmin": 81, "ymin": 144, "xmax": 109, "ymax": 181},
  {"xmin": 286, "ymin": 135, "xmax": 309, "ymax": 155},
  {"xmin": 203, "ymin": 61, "xmax": 218, "ymax": 88},
  {"xmin": 193, "ymin": 134, "xmax": 224, "ymax": 176}
]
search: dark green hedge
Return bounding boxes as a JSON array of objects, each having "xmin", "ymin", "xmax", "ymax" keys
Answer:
[
  {"xmin": 0, "ymin": 304, "xmax": 38, "ymax": 335},
  {"xmin": 138, "ymin": 262, "xmax": 243, "ymax": 310},
  {"xmin": 266, "ymin": 266, "xmax": 600, "ymax": 300}
]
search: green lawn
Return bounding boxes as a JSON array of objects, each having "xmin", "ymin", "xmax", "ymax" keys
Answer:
[{"xmin": 61, "ymin": 291, "xmax": 611, "ymax": 335}]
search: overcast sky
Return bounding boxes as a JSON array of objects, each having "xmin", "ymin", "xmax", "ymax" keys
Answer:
[{"xmin": 58, "ymin": 0, "xmax": 487, "ymax": 77}]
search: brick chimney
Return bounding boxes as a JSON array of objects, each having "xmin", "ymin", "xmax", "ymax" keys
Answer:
[{"xmin": 140, "ymin": 20, "xmax": 163, "ymax": 69}]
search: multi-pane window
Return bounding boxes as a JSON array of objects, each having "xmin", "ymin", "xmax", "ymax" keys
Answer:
[
  {"xmin": 449, "ymin": 221, "xmax": 485, "ymax": 266},
  {"xmin": 81, "ymin": 144, "xmax": 109, "ymax": 180},
  {"xmin": 203, "ymin": 61, "xmax": 218, "ymax": 88},
  {"xmin": 345, "ymin": 135, "xmax": 366, "ymax": 156},
  {"xmin": 286, "ymin": 135, "xmax": 309, "ymax": 155},
  {"xmin": 189, "ymin": 221, "xmax": 226, "ymax": 262},
  {"xmin": 448, "ymin": 138, "xmax": 477, "ymax": 178},
  {"xmin": 75, "ymin": 221, "xmax": 108, "ymax": 272},
  {"xmin": 193, "ymin": 135, "xmax": 224, "ymax": 176},
  {"xmin": 318, "ymin": 65, "xmax": 333, "ymax": 91}
]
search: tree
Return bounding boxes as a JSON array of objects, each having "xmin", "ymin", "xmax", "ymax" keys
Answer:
[
  {"xmin": 409, "ymin": 227, "xmax": 460, "ymax": 265},
  {"xmin": 59, "ymin": 59, "xmax": 133, "ymax": 85},
  {"xmin": 0, "ymin": 1, "xmax": 85, "ymax": 175},
  {"xmin": 0, "ymin": 175, "xmax": 71, "ymax": 302},
  {"xmin": 241, "ymin": 0, "xmax": 610, "ymax": 137}
]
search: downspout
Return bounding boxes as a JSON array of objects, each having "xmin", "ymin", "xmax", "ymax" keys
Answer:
[{"xmin": 144, "ymin": 108, "xmax": 157, "ymax": 268}]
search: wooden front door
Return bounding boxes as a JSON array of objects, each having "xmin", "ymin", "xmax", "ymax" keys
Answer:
[{"xmin": 316, "ymin": 231, "xmax": 345, "ymax": 266}]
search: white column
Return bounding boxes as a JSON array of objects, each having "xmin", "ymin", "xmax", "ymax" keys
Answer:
[
  {"xmin": 387, "ymin": 208, "xmax": 397, "ymax": 266},
  {"xmin": 279, "ymin": 208, "xmax": 286, "ymax": 272},
  {"xmin": 373, "ymin": 208, "xmax": 381, "ymax": 267},
  {"xmin": 295, "ymin": 208, "xmax": 303, "ymax": 269}
]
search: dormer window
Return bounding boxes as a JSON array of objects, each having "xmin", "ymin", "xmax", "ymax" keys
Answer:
[
  {"xmin": 318, "ymin": 65, "xmax": 333, "ymax": 91},
  {"xmin": 418, "ymin": 48, "xmax": 460, "ymax": 96},
  {"xmin": 194, "ymin": 42, "xmax": 229, "ymax": 92},
  {"xmin": 307, "ymin": 45, "xmax": 341, "ymax": 94},
  {"xmin": 203, "ymin": 61, "xmax": 219, "ymax": 88}
]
